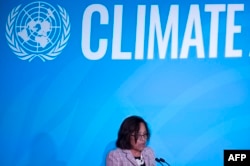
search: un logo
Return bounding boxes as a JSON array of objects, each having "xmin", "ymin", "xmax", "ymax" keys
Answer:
[{"xmin": 5, "ymin": 1, "xmax": 70, "ymax": 62}]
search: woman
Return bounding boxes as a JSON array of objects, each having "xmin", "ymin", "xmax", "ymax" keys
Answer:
[{"xmin": 106, "ymin": 115, "xmax": 155, "ymax": 166}]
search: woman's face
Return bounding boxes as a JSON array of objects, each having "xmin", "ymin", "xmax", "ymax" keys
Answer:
[{"xmin": 130, "ymin": 122, "xmax": 148, "ymax": 153}]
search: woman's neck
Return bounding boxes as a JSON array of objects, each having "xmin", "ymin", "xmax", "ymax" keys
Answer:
[{"xmin": 130, "ymin": 149, "xmax": 141, "ymax": 157}]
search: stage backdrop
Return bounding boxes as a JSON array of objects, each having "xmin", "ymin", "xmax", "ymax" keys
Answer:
[{"xmin": 0, "ymin": 0, "xmax": 250, "ymax": 165}]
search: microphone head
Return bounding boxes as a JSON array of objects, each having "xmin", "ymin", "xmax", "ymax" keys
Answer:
[
  {"xmin": 159, "ymin": 158, "xmax": 170, "ymax": 166},
  {"xmin": 159, "ymin": 158, "xmax": 166, "ymax": 162},
  {"xmin": 155, "ymin": 158, "xmax": 163, "ymax": 166}
]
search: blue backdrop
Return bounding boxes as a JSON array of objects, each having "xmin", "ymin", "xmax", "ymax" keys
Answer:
[{"xmin": 0, "ymin": 0, "xmax": 250, "ymax": 165}]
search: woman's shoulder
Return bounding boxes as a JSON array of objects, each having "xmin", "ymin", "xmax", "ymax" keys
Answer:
[
  {"xmin": 108, "ymin": 148, "xmax": 127, "ymax": 156},
  {"xmin": 144, "ymin": 146, "xmax": 154, "ymax": 152},
  {"xmin": 142, "ymin": 146, "xmax": 155, "ymax": 156},
  {"xmin": 109, "ymin": 147, "xmax": 124, "ymax": 152}
]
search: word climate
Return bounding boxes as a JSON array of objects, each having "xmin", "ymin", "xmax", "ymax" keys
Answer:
[{"xmin": 82, "ymin": 4, "xmax": 244, "ymax": 60}]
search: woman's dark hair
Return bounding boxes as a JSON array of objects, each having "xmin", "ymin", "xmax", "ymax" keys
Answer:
[{"xmin": 116, "ymin": 115, "xmax": 150, "ymax": 149}]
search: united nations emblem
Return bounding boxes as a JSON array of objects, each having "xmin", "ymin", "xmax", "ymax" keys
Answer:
[{"xmin": 5, "ymin": 1, "xmax": 70, "ymax": 62}]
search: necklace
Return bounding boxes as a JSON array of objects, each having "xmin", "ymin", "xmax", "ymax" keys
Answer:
[{"xmin": 135, "ymin": 155, "xmax": 144, "ymax": 166}]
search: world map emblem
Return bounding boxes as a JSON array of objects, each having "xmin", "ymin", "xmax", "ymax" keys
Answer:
[{"xmin": 6, "ymin": 1, "xmax": 71, "ymax": 62}]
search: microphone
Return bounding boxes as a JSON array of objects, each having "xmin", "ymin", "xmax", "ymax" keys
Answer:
[
  {"xmin": 159, "ymin": 157, "xmax": 170, "ymax": 166},
  {"xmin": 155, "ymin": 157, "xmax": 170, "ymax": 166},
  {"xmin": 155, "ymin": 158, "xmax": 163, "ymax": 166}
]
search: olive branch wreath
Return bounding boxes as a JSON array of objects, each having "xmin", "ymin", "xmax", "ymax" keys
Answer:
[{"xmin": 5, "ymin": 5, "xmax": 71, "ymax": 62}]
